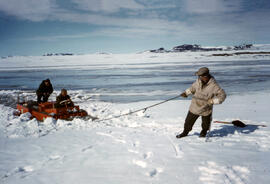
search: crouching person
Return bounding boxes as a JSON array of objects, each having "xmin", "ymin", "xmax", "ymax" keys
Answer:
[
  {"xmin": 55, "ymin": 89, "xmax": 74, "ymax": 108},
  {"xmin": 176, "ymin": 67, "xmax": 226, "ymax": 138},
  {"xmin": 36, "ymin": 78, "xmax": 53, "ymax": 103}
]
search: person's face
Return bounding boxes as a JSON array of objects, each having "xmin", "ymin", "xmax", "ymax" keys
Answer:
[
  {"xmin": 61, "ymin": 91, "xmax": 67, "ymax": 96},
  {"xmin": 199, "ymin": 75, "xmax": 210, "ymax": 83},
  {"xmin": 45, "ymin": 81, "xmax": 49, "ymax": 86}
]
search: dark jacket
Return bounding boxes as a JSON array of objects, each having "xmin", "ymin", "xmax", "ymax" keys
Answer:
[
  {"xmin": 56, "ymin": 94, "xmax": 71, "ymax": 104},
  {"xmin": 55, "ymin": 94, "xmax": 74, "ymax": 108},
  {"xmin": 36, "ymin": 80, "xmax": 53, "ymax": 95}
]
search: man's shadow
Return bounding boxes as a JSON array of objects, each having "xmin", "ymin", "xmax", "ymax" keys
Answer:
[
  {"xmin": 210, "ymin": 125, "xmax": 260, "ymax": 137},
  {"xmin": 195, "ymin": 125, "xmax": 261, "ymax": 137}
]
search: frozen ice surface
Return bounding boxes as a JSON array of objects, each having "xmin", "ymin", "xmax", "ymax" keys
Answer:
[{"xmin": 1, "ymin": 52, "xmax": 270, "ymax": 103}]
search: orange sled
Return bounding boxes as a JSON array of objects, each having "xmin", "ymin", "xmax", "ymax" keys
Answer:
[{"xmin": 16, "ymin": 101, "xmax": 90, "ymax": 121}]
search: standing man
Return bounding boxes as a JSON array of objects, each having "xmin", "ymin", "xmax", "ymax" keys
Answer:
[
  {"xmin": 36, "ymin": 78, "xmax": 53, "ymax": 103},
  {"xmin": 176, "ymin": 67, "xmax": 226, "ymax": 138}
]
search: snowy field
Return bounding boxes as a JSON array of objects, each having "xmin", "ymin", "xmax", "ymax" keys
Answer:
[{"xmin": 0, "ymin": 51, "xmax": 270, "ymax": 184}]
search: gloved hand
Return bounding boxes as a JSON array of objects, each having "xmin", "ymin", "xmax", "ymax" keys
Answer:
[
  {"xmin": 208, "ymin": 98, "xmax": 214, "ymax": 105},
  {"xmin": 180, "ymin": 92, "xmax": 188, "ymax": 98}
]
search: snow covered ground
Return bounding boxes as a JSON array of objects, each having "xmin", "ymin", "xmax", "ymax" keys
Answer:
[{"xmin": 0, "ymin": 51, "xmax": 270, "ymax": 184}]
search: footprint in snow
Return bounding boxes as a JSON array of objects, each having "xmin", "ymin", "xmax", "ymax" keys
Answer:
[
  {"xmin": 96, "ymin": 132, "xmax": 113, "ymax": 137},
  {"xmin": 114, "ymin": 138, "xmax": 126, "ymax": 144},
  {"xmin": 132, "ymin": 159, "xmax": 147, "ymax": 168},
  {"xmin": 133, "ymin": 141, "xmax": 140, "ymax": 147},
  {"xmin": 167, "ymin": 135, "xmax": 184, "ymax": 158},
  {"xmin": 2, "ymin": 166, "xmax": 34, "ymax": 180},
  {"xmin": 132, "ymin": 154, "xmax": 164, "ymax": 178},
  {"xmin": 143, "ymin": 152, "xmax": 153, "ymax": 159},
  {"xmin": 147, "ymin": 168, "xmax": 164, "ymax": 177},
  {"xmin": 49, "ymin": 154, "xmax": 62, "ymax": 160},
  {"xmin": 128, "ymin": 149, "xmax": 139, "ymax": 154},
  {"xmin": 16, "ymin": 166, "xmax": 34, "ymax": 173},
  {"xmin": 96, "ymin": 132, "xmax": 126, "ymax": 144},
  {"xmin": 198, "ymin": 161, "xmax": 250, "ymax": 184},
  {"xmin": 81, "ymin": 145, "xmax": 93, "ymax": 152}
]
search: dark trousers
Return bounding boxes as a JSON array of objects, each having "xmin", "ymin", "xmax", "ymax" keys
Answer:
[
  {"xmin": 183, "ymin": 111, "xmax": 212, "ymax": 133},
  {"xmin": 37, "ymin": 93, "xmax": 50, "ymax": 103}
]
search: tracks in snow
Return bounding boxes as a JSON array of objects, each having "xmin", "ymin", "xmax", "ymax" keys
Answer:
[
  {"xmin": 96, "ymin": 129, "xmax": 165, "ymax": 179},
  {"xmin": 198, "ymin": 161, "xmax": 250, "ymax": 184}
]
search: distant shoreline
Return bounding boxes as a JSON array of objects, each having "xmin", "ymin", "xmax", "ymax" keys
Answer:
[{"xmin": 211, "ymin": 51, "xmax": 270, "ymax": 56}]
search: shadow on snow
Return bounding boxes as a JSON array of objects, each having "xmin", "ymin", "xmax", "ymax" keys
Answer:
[{"xmin": 209, "ymin": 125, "xmax": 260, "ymax": 137}]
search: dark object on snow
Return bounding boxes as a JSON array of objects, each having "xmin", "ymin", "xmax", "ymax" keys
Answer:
[
  {"xmin": 176, "ymin": 131, "xmax": 188, "ymax": 138},
  {"xmin": 199, "ymin": 130, "xmax": 207, "ymax": 137},
  {"xmin": 214, "ymin": 120, "xmax": 267, "ymax": 128},
  {"xmin": 214, "ymin": 120, "xmax": 246, "ymax": 127},
  {"xmin": 231, "ymin": 120, "xmax": 246, "ymax": 127},
  {"xmin": 36, "ymin": 79, "xmax": 53, "ymax": 103}
]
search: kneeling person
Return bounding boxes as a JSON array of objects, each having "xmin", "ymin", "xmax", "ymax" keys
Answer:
[
  {"xmin": 55, "ymin": 89, "xmax": 74, "ymax": 108},
  {"xmin": 36, "ymin": 78, "xmax": 53, "ymax": 103}
]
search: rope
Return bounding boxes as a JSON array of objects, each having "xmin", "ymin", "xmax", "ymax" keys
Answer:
[{"xmin": 94, "ymin": 94, "xmax": 182, "ymax": 122}]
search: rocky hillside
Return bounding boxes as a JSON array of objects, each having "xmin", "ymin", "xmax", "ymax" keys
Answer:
[{"xmin": 147, "ymin": 44, "xmax": 254, "ymax": 53}]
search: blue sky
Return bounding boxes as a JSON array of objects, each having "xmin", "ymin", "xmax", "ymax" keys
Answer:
[{"xmin": 0, "ymin": 0, "xmax": 270, "ymax": 56}]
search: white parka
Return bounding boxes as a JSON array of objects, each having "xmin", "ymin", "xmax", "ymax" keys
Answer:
[{"xmin": 185, "ymin": 76, "xmax": 226, "ymax": 116}]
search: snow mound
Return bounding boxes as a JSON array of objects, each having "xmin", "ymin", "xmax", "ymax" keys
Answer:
[{"xmin": 0, "ymin": 99, "xmax": 155, "ymax": 138}]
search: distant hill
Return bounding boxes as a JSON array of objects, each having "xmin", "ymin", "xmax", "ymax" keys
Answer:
[
  {"xmin": 43, "ymin": 53, "xmax": 74, "ymax": 56},
  {"xmin": 144, "ymin": 44, "xmax": 255, "ymax": 53}
]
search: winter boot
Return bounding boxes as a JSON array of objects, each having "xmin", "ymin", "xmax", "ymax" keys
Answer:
[
  {"xmin": 176, "ymin": 131, "xmax": 189, "ymax": 139},
  {"xmin": 199, "ymin": 130, "xmax": 207, "ymax": 138}
]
